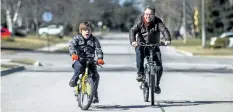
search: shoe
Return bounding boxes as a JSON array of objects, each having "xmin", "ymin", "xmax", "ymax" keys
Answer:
[
  {"xmin": 69, "ymin": 80, "xmax": 76, "ymax": 87},
  {"xmin": 136, "ymin": 74, "xmax": 144, "ymax": 82},
  {"xmin": 93, "ymin": 97, "xmax": 99, "ymax": 103},
  {"xmin": 154, "ymin": 86, "xmax": 161, "ymax": 94}
]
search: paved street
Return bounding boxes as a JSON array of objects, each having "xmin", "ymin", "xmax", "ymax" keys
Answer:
[
  {"xmin": 1, "ymin": 32, "xmax": 233, "ymax": 112},
  {"xmin": 2, "ymin": 71, "xmax": 233, "ymax": 112}
]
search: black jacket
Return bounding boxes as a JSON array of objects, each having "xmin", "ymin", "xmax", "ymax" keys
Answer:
[
  {"xmin": 129, "ymin": 16, "xmax": 171, "ymax": 44},
  {"xmin": 68, "ymin": 34, "xmax": 103, "ymax": 59}
]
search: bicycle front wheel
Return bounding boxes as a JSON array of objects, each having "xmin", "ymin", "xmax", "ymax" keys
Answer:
[{"xmin": 78, "ymin": 77, "xmax": 94, "ymax": 110}]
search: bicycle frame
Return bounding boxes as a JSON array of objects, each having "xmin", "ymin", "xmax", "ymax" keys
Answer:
[{"xmin": 81, "ymin": 67, "xmax": 89, "ymax": 94}]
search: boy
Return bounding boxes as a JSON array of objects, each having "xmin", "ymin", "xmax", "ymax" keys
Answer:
[{"xmin": 68, "ymin": 22, "xmax": 104, "ymax": 103}]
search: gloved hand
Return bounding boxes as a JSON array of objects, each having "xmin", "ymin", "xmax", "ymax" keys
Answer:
[
  {"xmin": 165, "ymin": 41, "xmax": 171, "ymax": 46},
  {"xmin": 97, "ymin": 59, "xmax": 105, "ymax": 65},
  {"xmin": 72, "ymin": 54, "xmax": 79, "ymax": 61}
]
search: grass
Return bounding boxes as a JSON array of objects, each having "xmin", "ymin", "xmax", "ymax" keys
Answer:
[
  {"xmin": 1, "ymin": 35, "xmax": 71, "ymax": 50},
  {"xmin": 56, "ymin": 47, "xmax": 69, "ymax": 52},
  {"xmin": 1, "ymin": 64, "xmax": 20, "ymax": 71},
  {"xmin": 10, "ymin": 58, "xmax": 37, "ymax": 65},
  {"xmin": 172, "ymin": 38, "xmax": 233, "ymax": 56},
  {"xmin": 1, "ymin": 66, "xmax": 10, "ymax": 71}
]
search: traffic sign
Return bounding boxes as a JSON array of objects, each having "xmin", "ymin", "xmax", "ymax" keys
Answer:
[{"xmin": 42, "ymin": 11, "xmax": 53, "ymax": 23}]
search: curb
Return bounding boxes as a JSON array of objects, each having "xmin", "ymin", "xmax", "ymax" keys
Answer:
[{"xmin": 1, "ymin": 66, "xmax": 25, "ymax": 76}]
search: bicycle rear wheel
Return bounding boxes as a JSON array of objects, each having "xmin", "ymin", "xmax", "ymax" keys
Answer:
[
  {"xmin": 150, "ymin": 73, "xmax": 155, "ymax": 105},
  {"xmin": 78, "ymin": 77, "xmax": 94, "ymax": 110}
]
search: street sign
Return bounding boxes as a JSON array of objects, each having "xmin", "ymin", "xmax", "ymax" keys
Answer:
[
  {"xmin": 42, "ymin": 11, "xmax": 53, "ymax": 23},
  {"xmin": 98, "ymin": 21, "xmax": 103, "ymax": 27}
]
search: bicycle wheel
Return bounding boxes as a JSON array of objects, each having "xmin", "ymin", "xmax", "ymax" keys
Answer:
[
  {"xmin": 150, "ymin": 66, "xmax": 155, "ymax": 106},
  {"xmin": 143, "ymin": 64, "xmax": 149, "ymax": 102},
  {"xmin": 78, "ymin": 77, "xmax": 94, "ymax": 110},
  {"xmin": 143, "ymin": 83, "xmax": 149, "ymax": 102}
]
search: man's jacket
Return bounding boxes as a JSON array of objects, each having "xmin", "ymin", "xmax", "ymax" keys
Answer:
[
  {"xmin": 69, "ymin": 34, "xmax": 103, "ymax": 59},
  {"xmin": 129, "ymin": 16, "xmax": 171, "ymax": 44}
]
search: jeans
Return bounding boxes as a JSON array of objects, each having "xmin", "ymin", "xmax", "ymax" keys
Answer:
[{"xmin": 135, "ymin": 46, "xmax": 163, "ymax": 85}]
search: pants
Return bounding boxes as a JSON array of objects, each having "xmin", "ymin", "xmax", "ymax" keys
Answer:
[
  {"xmin": 135, "ymin": 46, "xmax": 163, "ymax": 86},
  {"xmin": 71, "ymin": 61, "xmax": 99, "ymax": 97}
]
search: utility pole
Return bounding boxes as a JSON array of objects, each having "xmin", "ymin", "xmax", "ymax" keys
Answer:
[
  {"xmin": 183, "ymin": 0, "xmax": 187, "ymax": 44},
  {"xmin": 202, "ymin": 0, "xmax": 206, "ymax": 48}
]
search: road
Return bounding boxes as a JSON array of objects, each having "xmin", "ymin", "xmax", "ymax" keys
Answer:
[{"xmin": 1, "ymin": 32, "xmax": 233, "ymax": 112}]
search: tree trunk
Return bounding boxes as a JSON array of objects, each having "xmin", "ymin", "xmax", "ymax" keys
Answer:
[{"xmin": 6, "ymin": 9, "xmax": 13, "ymax": 33}]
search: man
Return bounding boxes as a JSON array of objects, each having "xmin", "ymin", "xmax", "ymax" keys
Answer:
[
  {"xmin": 129, "ymin": 5, "xmax": 171, "ymax": 94},
  {"xmin": 68, "ymin": 22, "xmax": 105, "ymax": 103}
]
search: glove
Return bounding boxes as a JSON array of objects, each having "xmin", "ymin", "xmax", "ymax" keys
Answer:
[
  {"xmin": 72, "ymin": 54, "xmax": 79, "ymax": 61},
  {"xmin": 97, "ymin": 59, "xmax": 105, "ymax": 65}
]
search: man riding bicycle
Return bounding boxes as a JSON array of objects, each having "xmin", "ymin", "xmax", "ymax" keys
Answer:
[
  {"xmin": 68, "ymin": 22, "xmax": 105, "ymax": 103},
  {"xmin": 129, "ymin": 5, "xmax": 172, "ymax": 94}
]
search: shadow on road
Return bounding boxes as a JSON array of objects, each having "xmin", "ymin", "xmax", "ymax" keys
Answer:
[{"xmin": 91, "ymin": 100, "xmax": 233, "ymax": 111}]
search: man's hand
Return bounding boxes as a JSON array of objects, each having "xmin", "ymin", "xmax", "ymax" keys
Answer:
[
  {"xmin": 97, "ymin": 59, "xmax": 105, "ymax": 65},
  {"xmin": 165, "ymin": 41, "xmax": 171, "ymax": 46},
  {"xmin": 72, "ymin": 54, "xmax": 79, "ymax": 61},
  {"xmin": 131, "ymin": 42, "xmax": 138, "ymax": 47}
]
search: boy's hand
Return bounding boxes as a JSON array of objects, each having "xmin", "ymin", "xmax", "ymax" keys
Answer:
[
  {"xmin": 72, "ymin": 54, "xmax": 79, "ymax": 61},
  {"xmin": 97, "ymin": 59, "xmax": 105, "ymax": 65}
]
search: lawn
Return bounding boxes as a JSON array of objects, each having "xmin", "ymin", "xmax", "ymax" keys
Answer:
[
  {"xmin": 172, "ymin": 39, "xmax": 233, "ymax": 56},
  {"xmin": 1, "ymin": 35, "xmax": 71, "ymax": 50}
]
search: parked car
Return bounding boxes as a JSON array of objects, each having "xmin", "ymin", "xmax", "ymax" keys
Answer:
[
  {"xmin": 38, "ymin": 25, "xmax": 64, "ymax": 38},
  {"xmin": 1, "ymin": 28, "xmax": 11, "ymax": 40},
  {"xmin": 15, "ymin": 26, "xmax": 30, "ymax": 37},
  {"xmin": 210, "ymin": 32, "xmax": 233, "ymax": 48}
]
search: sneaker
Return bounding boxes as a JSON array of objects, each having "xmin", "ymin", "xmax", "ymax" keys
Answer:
[
  {"xmin": 154, "ymin": 86, "xmax": 161, "ymax": 94},
  {"xmin": 69, "ymin": 80, "xmax": 76, "ymax": 87},
  {"xmin": 93, "ymin": 97, "xmax": 99, "ymax": 103},
  {"xmin": 136, "ymin": 74, "xmax": 144, "ymax": 82}
]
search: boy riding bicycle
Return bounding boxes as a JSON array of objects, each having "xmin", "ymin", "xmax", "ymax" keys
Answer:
[{"xmin": 68, "ymin": 22, "xmax": 104, "ymax": 103}]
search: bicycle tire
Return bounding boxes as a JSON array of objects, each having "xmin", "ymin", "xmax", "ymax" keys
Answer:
[
  {"xmin": 150, "ymin": 65, "xmax": 155, "ymax": 106},
  {"xmin": 143, "ymin": 64, "xmax": 149, "ymax": 102},
  {"xmin": 150, "ymin": 75, "xmax": 155, "ymax": 105},
  {"xmin": 143, "ymin": 83, "xmax": 149, "ymax": 102},
  {"xmin": 78, "ymin": 77, "xmax": 94, "ymax": 110}
]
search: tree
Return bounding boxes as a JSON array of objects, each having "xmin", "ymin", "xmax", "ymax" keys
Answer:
[{"xmin": 206, "ymin": 0, "xmax": 233, "ymax": 37}]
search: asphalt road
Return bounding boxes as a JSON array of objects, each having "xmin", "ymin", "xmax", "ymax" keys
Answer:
[{"xmin": 1, "ymin": 71, "xmax": 233, "ymax": 112}]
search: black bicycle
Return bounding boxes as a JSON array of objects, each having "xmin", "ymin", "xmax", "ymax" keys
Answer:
[{"xmin": 139, "ymin": 42, "xmax": 166, "ymax": 106}]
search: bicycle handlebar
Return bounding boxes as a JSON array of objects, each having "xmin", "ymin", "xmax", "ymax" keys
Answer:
[
  {"xmin": 78, "ymin": 58, "xmax": 103, "ymax": 67},
  {"xmin": 138, "ymin": 42, "xmax": 166, "ymax": 47}
]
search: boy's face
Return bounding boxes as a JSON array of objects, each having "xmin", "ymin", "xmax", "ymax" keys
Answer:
[{"xmin": 81, "ymin": 27, "xmax": 91, "ymax": 39}]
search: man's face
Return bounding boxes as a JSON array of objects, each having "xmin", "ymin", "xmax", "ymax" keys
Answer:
[
  {"xmin": 81, "ymin": 27, "xmax": 91, "ymax": 39},
  {"xmin": 144, "ymin": 8, "xmax": 154, "ymax": 22}
]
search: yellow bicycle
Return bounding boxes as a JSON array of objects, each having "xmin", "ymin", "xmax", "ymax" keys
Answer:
[{"xmin": 74, "ymin": 58, "xmax": 102, "ymax": 110}]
